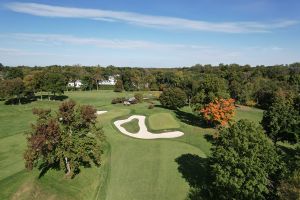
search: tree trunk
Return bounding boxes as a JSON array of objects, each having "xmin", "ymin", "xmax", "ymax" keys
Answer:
[
  {"xmin": 73, "ymin": 81, "xmax": 76, "ymax": 91},
  {"xmin": 40, "ymin": 92, "xmax": 43, "ymax": 101},
  {"xmin": 96, "ymin": 81, "xmax": 99, "ymax": 91},
  {"xmin": 65, "ymin": 157, "xmax": 71, "ymax": 175},
  {"xmin": 18, "ymin": 95, "xmax": 21, "ymax": 105},
  {"xmin": 48, "ymin": 92, "xmax": 50, "ymax": 101}
]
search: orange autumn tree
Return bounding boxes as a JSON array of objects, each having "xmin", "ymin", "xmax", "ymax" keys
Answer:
[{"xmin": 200, "ymin": 98, "xmax": 236, "ymax": 127}]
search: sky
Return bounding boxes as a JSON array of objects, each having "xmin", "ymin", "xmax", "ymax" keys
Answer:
[{"xmin": 0, "ymin": 0, "xmax": 299, "ymax": 67}]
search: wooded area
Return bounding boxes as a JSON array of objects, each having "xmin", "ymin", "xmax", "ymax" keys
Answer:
[{"xmin": 0, "ymin": 63, "xmax": 299, "ymax": 109}]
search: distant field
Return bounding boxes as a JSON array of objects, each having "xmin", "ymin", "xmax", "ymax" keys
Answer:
[{"xmin": 0, "ymin": 90, "xmax": 264, "ymax": 200}]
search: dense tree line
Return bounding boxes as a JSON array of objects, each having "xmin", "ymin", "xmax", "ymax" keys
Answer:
[{"xmin": 0, "ymin": 63, "xmax": 299, "ymax": 107}]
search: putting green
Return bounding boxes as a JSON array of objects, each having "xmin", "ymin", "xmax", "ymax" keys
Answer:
[{"xmin": 148, "ymin": 113, "xmax": 180, "ymax": 130}]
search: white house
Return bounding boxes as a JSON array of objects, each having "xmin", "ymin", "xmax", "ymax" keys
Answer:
[
  {"xmin": 98, "ymin": 75, "xmax": 118, "ymax": 85},
  {"xmin": 68, "ymin": 80, "xmax": 82, "ymax": 88}
]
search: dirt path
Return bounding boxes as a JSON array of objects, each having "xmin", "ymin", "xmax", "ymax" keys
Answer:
[{"xmin": 114, "ymin": 115, "xmax": 184, "ymax": 139}]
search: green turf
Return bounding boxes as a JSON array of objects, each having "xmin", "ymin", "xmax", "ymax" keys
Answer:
[
  {"xmin": 234, "ymin": 105, "xmax": 263, "ymax": 124},
  {"xmin": 121, "ymin": 119, "xmax": 140, "ymax": 133},
  {"xmin": 148, "ymin": 112, "xmax": 180, "ymax": 131},
  {"xmin": 0, "ymin": 90, "xmax": 264, "ymax": 200}
]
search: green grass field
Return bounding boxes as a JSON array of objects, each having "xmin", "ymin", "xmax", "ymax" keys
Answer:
[
  {"xmin": 0, "ymin": 90, "xmax": 264, "ymax": 200},
  {"xmin": 148, "ymin": 112, "xmax": 180, "ymax": 131},
  {"xmin": 121, "ymin": 119, "xmax": 140, "ymax": 133}
]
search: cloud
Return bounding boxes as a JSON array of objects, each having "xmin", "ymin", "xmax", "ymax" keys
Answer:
[
  {"xmin": 0, "ymin": 47, "xmax": 71, "ymax": 57},
  {"xmin": 5, "ymin": 2, "xmax": 298, "ymax": 33},
  {"xmin": 1, "ymin": 33, "xmax": 211, "ymax": 50}
]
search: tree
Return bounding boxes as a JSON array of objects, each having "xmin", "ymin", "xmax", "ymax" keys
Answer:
[
  {"xmin": 12, "ymin": 78, "xmax": 25, "ymax": 104},
  {"xmin": 191, "ymin": 75, "xmax": 230, "ymax": 111},
  {"xmin": 81, "ymin": 75, "xmax": 94, "ymax": 91},
  {"xmin": 200, "ymin": 98, "xmax": 235, "ymax": 127},
  {"xmin": 179, "ymin": 76, "xmax": 199, "ymax": 105},
  {"xmin": 159, "ymin": 87, "xmax": 187, "ymax": 109},
  {"xmin": 5, "ymin": 67, "xmax": 24, "ymax": 79},
  {"xmin": 32, "ymin": 70, "xmax": 46, "ymax": 100},
  {"xmin": 24, "ymin": 100, "xmax": 104, "ymax": 178},
  {"xmin": 114, "ymin": 79, "xmax": 124, "ymax": 92},
  {"xmin": 23, "ymin": 74, "xmax": 36, "ymax": 95},
  {"xmin": 92, "ymin": 67, "xmax": 102, "ymax": 91},
  {"xmin": 0, "ymin": 78, "xmax": 25, "ymax": 104},
  {"xmin": 253, "ymin": 78, "xmax": 278, "ymax": 109},
  {"xmin": 261, "ymin": 98, "xmax": 299, "ymax": 145},
  {"xmin": 44, "ymin": 73, "xmax": 66, "ymax": 100},
  {"xmin": 209, "ymin": 120, "xmax": 281, "ymax": 200}
]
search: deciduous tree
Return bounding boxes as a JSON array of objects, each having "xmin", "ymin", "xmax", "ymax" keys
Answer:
[
  {"xmin": 44, "ymin": 73, "xmax": 66, "ymax": 100},
  {"xmin": 209, "ymin": 120, "xmax": 281, "ymax": 200},
  {"xmin": 261, "ymin": 98, "xmax": 299, "ymax": 145},
  {"xmin": 114, "ymin": 79, "xmax": 124, "ymax": 92},
  {"xmin": 159, "ymin": 87, "xmax": 187, "ymax": 109},
  {"xmin": 24, "ymin": 100, "xmax": 104, "ymax": 178},
  {"xmin": 200, "ymin": 98, "xmax": 235, "ymax": 127}
]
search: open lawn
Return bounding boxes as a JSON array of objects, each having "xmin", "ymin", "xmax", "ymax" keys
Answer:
[
  {"xmin": 148, "ymin": 112, "xmax": 180, "ymax": 131},
  {"xmin": 121, "ymin": 118, "xmax": 140, "ymax": 133},
  {"xmin": 0, "ymin": 90, "xmax": 264, "ymax": 200}
]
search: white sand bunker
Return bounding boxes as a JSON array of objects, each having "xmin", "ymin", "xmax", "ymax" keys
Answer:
[
  {"xmin": 96, "ymin": 111, "xmax": 107, "ymax": 115},
  {"xmin": 114, "ymin": 115, "xmax": 184, "ymax": 139}
]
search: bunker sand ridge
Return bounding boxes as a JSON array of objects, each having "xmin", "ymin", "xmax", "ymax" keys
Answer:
[{"xmin": 114, "ymin": 115, "xmax": 184, "ymax": 139}]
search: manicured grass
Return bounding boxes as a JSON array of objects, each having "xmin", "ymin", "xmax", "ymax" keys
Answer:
[
  {"xmin": 148, "ymin": 112, "xmax": 180, "ymax": 130},
  {"xmin": 121, "ymin": 119, "xmax": 140, "ymax": 133},
  {"xmin": 0, "ymin": 90, "xmax": 264, "ymax": 200},
  {"xmin": 234, "ymin": 105, "xmax": 263, "ymax": 124}
]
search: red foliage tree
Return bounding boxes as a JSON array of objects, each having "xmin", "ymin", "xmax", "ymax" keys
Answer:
[{"xmin": 200, "ymin": 98, "xmax": 236, "ymax": 127}]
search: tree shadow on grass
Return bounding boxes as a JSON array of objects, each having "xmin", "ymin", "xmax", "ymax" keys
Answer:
[
  {"xmin": 39, "ymin": 95, "xmax": 68, "ymax": 101},
  {"xmin": 38, "ymin": 163, "xmax": 60, "ymax": 179},
  {"xmin": 175, "ymin": 154, "xmax": 211, "ymax": 200},
  {"xmin": 154, "ymin": 104, "xmax": 177, "ymax": 110},
  {"xmin": 5, "ymin": 96, "xmax": 37, "ymax": 105},
  {"xmin": 203, "ymin": 134, "xmax": 215, "ymax": 143},
  {"xmin": 174, "ymin": 109, "xmax": 212, "ymax": 129},
  {"xmin": 4, "ymin": 95, "xmax": 68, "ymax": 105}
]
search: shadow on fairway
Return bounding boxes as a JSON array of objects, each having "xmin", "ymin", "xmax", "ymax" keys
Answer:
[
  {"xmin": 4, "ymin": 95, "xmax": 69, "ymax": 105},
  {"xmin": 175, "ymin": 153, "xmax": 211, "ymax": 200},
  {"xmin": 174, "ymin": 110, "xmax": 212, "ymax": 128},
  {"xmin": 38, "ymin": 163, "xmax": 59, "ymax": 179},
  {"xmin": 5, "ymin": 97, "xmax": 37, "ymax": 105}
]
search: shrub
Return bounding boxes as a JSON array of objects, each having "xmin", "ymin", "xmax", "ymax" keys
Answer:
[
  {"xmin": 134, "ymin": 93, "xmax": 143, "ymax": 103},
  {"xmin": 245, "ymin": 100, "xmax": 256, "ymax": 107},
  {"xmin": 148, "ymin": 103, "xmax": 154, "ymax": 109},
  {"xmin": 130, "ymin": 99, "xmax": 138, "ymax": 104},
  {"xmin": 111, "ymin": 97, "xmax": 126, "ymax": 104}
]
